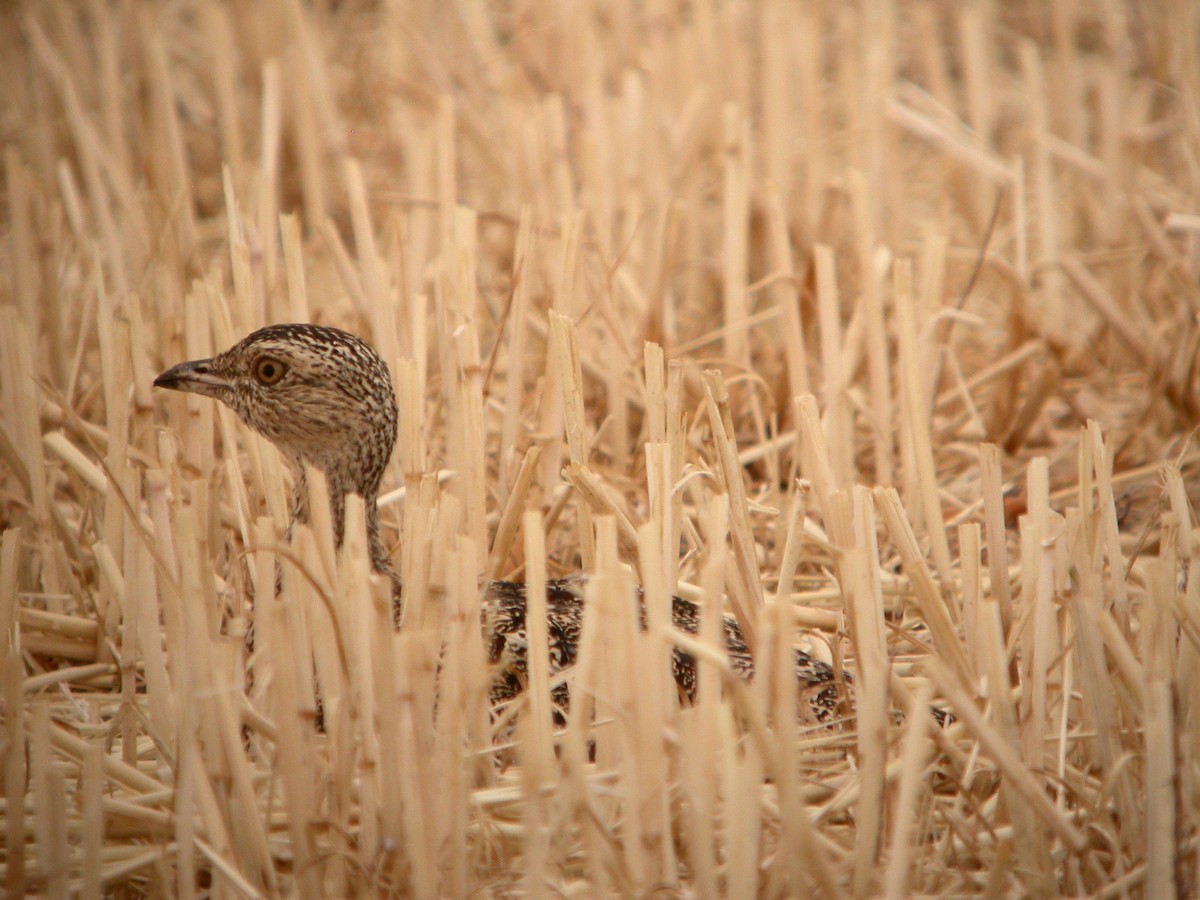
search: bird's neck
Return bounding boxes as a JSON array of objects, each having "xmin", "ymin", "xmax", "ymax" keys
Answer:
[{"xmin": 289, "ymin": 465, "xmax": 401, "ymax": 599}]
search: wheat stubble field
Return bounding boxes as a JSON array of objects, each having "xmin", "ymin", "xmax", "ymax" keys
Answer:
[{"xmin": 2, "ymin": 1, "xmax": 1199, "ymax": 896}]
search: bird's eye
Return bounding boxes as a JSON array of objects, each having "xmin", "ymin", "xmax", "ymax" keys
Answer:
[{"xmin": 253, "ymin": 357, "xmax": 288, "ymax": 385}]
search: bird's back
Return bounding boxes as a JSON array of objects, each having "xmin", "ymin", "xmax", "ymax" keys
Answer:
[{"xmin": 482, "ymin": 577, "xmax": 843, "ymax": 722}]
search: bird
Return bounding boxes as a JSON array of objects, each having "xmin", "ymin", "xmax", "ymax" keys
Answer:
[{"xmin": 154, "ymin": 323, "xmax": 844, "ymax": 721}]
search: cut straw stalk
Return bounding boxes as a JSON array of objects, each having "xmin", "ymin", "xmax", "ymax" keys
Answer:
[
  {"xmin": 2, "ymin": 529, "xmax": 26, "ymax": 896},
  {"xmin": 874, "ymin": 487, "xmax": 971, "ymax": 682},
  {"xmin": 893, "ymin": 258, "xmax": 953, "ymax": 589},
  {"xmin": 721, "ymin": 103, "xmax": 750, "ymax": 368},
  {"xmin": 850, "ymin": 171, "xmax": 894, "ymax": 487},
  {"xmin": 702, "ymin": 370, "xmax": 763, "ymax": 649},
  {"xmin": 881, "ymin": 682, "xmax": 933, "ymax": 900},
  {"xmin": 550, "ymin": 311, "xmax": 593, "ymax": 567},
  {"xmin": 519, "ymin": 508, "xmax": 554, "ymax": 898}
]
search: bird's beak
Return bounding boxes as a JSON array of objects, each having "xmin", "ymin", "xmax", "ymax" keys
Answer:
[{"xmin": 153, "ymin": 359, "xmax": 231, "ymax": 400}]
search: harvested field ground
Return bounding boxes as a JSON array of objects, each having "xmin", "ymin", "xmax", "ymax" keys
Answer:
[{"xmin": 2, "ymin": 1, "xmax": 1199, "ymax": 896}]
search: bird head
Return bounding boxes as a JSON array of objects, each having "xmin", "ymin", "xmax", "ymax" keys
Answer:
[{"xmin": 154, "ymin": 323, "xmax": 399, "ymax": 513}]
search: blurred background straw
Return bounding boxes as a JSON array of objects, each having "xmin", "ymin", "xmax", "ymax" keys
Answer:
[{"xmin": 1, "ymin": 1, "xmax": 1198, "ymax": 895}]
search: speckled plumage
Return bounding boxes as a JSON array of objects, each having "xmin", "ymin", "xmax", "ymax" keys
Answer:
[
  {"xmin": 485, "ymin": 578, "xmax": 842, "ymax": 720},
  {"xmin": 156, "ymin": 324, "xmax": 844, "ymax": 721},
  {"xmin": 155, "ymin": 324, "xmax": 399, "ymax": 585}
]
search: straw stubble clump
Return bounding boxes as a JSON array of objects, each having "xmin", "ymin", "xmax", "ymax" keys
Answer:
[{"xmin": 2, "ymin": 1, "xmax": 1198, "ymax": 896}]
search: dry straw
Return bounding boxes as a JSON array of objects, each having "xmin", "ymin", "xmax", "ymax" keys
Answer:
[{"xmin": 2, "ymin": 1, "xmax": 1199, "ymax": 895}]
